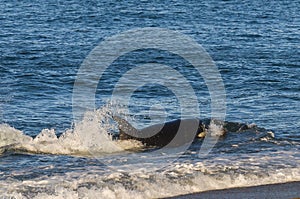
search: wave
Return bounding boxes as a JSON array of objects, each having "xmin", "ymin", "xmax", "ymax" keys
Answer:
[
  {"xmin": 1, "ymin": 159, "xmax": 299, "ymax": 199},
  {"xmin": 0, "ymin": 107, "xmax": 298, "ymax": 198},
  {"xmin": 0, "ymin": 106, "xmax": 277, "ymax": 157},
  {"xmin": 0, "ymin": 109, "xmax": 144, "ymax": 156}
]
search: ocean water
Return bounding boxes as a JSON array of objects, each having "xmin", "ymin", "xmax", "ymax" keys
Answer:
[{"xmin": 0, "ymin": 0, "xmax": 299, "ymax": 198}]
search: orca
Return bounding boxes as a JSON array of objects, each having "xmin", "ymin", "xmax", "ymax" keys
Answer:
[{"xmin": 113, "ymin": 116, "xmax": 227, "ymax": 148}]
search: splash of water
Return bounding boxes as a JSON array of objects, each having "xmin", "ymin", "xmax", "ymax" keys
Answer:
[{"xmin": 0, "ymin": 105, "xmax": 143, "ymax": 156}]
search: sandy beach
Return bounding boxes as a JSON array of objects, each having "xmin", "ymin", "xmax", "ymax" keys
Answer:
[{"xmin": 166, "ymin": 181, "xmax": 300, "ymax": 199}]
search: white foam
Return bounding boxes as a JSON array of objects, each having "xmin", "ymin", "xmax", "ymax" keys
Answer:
[
  {"xmin": 208, "ymin": 120, "xmax": 225, "ymax": 137},
  {"xmin": 0, "ymin": 124, "xmax": 32, "ymax": 148},
  {"xmin": 1, "ymin": 106, "xmax": 299, "ymax": 198},
  {"xmin": 0, "ymin": 107, "xmax": 143, "ymax": 156},
  {"xmin": 1, "ymin": 165, "xmax": 299, "ymax": 199}
]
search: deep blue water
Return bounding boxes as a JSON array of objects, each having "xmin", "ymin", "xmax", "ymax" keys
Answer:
[{"xmin": 0, "ymin": 0, "xmax": 299, "ymax": 198}]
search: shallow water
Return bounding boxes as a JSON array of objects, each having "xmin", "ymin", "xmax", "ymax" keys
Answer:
[{"xmin": 0, "ymin": 0, "xmax": 299, "ymax": 198}]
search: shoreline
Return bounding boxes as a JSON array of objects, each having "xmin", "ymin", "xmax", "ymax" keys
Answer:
[{"xmin": 164, "ymin": 181, "xmax": 300, "ymax": 199}]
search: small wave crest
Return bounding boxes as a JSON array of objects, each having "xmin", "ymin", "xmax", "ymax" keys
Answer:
[
  {"xmin": 0, "ymin": 106, "xmax": 143, "ymax": 156},
  {"xmin": 1, "ymin": 160, "xmax": 299, "ymax": 199},
  {"xmin": 0, "ymin": 104, "xmax": 277, "ymax": 156}
]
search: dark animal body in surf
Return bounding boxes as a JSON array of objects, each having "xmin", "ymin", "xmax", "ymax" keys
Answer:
[{"xmin": 112, "ymin": 116, "xmax": 234, "ymax": 148}]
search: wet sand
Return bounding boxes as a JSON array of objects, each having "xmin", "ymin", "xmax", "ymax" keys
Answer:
[{"xmin": 165, "ymin": 181, "xmax": 300, "ymax": 199}]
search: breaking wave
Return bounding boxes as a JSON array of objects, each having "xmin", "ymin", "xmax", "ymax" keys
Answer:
[
  {"xmin": 0, "ymin": 107, "xmax": 298, "ymax": 199},
  {"xmin": 0, "ymin": 107, "xmax": 144, "ymax": 156},
  {"xmin": 0, "ymin": 107, "xmax": 275, "ymax": 157},
  {"xmin": 1, "ymin": 159, "xmax": 299, "ymax": 199}
]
